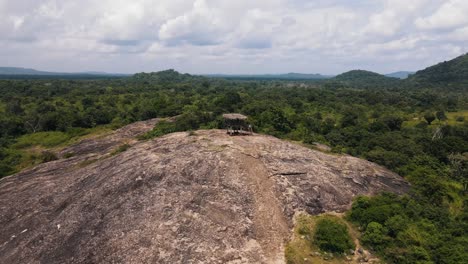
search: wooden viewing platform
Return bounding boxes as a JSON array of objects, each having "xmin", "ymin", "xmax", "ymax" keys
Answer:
[{"xmin": 223, "ymin": 113, "xmax": 252, "ymax": 135}]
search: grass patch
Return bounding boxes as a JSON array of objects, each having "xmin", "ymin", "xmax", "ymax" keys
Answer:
[
  {"xmin": 0, "ymin": 101, "xmax": 5, "ymax": 113},
  {"xmin": 77, "ymin": 158, "xmax": 101, "ymax": 168},
  {"xmin": 63, "ymin": 152, "xmax": 75, "ymax": 158},
  {"xmin": 138, "ymin": 120, "xmax": 178, "ymax": 140},
  {"xmin": 111, "ymin": 144, "xmax": 131, "ymax": 156},
  {"xmin": 445, "ymin": 181, "xmax": 465, "ymax": 216},
  {"xmin": 13, "ymin": 131, "xmax": 72, "ymax": 149},
  {"xmin": 285, "ymin": 214, "xmax": 362, "ymax": 264},
  {"xmin": 65, "ymin": 126, "xmax": 114, "ymax": 144},
  {"xmin": 446, "ymin": 110, "xmax": 468, "ymax": 125},
  {"xmin": 13, "ymin": 125, "xmax": 115, "ymax": 150},
  {"xmin": 0, "ymin": 148, "xmax": 22, "ymax": 177},
  {"xmin": 1, "ymin": 125, "xmax": 117, "ymax": 178},
  {"xmin": 5, "ymin": 147, "xmax": 55, "ymax": 175},
  {"xmin": 403, "ymin": 110, "xmax": 468, "ymax": 128}
]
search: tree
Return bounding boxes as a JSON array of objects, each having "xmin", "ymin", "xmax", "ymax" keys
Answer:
[
  {"xmin": 366, "ymin": 148, "xmax": 408, "ymax": 171},
  {"xmin": 424, "ymin": 112, "xmax": 436, "ymax": 125},
  {"xmin": 6, "ymin": 99, "xmax": 24, "ymax": 115},
  {"xmin": 341, "ymin": 109, "xmax": 359, "ymax": 127},
  {"xmin": 313, "ymin": 217, "xmax": 355, "ymax": 253},
  {"xmin": 215, "ymin": 91, "xmax": 241, "ymax": 112},
  {"xmin": 448, "ymin": 153, "xmax": 468, "ymax": 192},
  {"xmin": 361, "ymin": 222, "xmax": 390, "ymax": 251},
  {"xmin": 407, "ymin": 167, "xmax": 447, "ymax": 204},
  {"xmin": 435, "ymin": 111, "xmax": 447, "ymax": 122},
  {"xmin": 380, "ymin": 115, "xmax": 404, "ymax": 131},
  {"xmin": 321, "ymin": 117, "xmax": 335, "ymax": 134}
]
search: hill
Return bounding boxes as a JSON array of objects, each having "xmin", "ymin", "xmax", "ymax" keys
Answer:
[
  {"xmin": 331, "ymin": 70, "xmax": 402, "ymax": 88},
  {"xmin": 0, "ymin": 67, "xmax": 129, "ymax": 79},
  {"xmin": 131, "ymin": 69, "xmax": 204, "ymax": 84},
  {"xmin": 385, "ymin": 71, "xmax": 414, "ymax": 79},
  {"xmin": 407, "ymin": 53, "xmax": 468, "ymax": 87},
  {"xmin": 0, "ymin": 120, "xmax": 408, "ymax": 263},
  {"xmin": 206, "ymin": 72, "xmax": 332, "ymax": 80},
  {"xmin": 0, "ymin": 67, "xmax": 57, "ymax": 75}
]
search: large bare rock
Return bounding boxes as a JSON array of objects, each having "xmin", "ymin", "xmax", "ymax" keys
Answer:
[
  {"xmin": 59, "ymin": 118, "xmax": 161, "ymax": 158},
  {"xmin": 0, "ymin": 129, "xmax": 408, "ymax": 264}
]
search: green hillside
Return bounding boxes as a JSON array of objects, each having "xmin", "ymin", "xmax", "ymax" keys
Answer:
[
  {"xmin": 331, "ymin": 70, "xmax": 402, "ymax": 88},
  {"xmin": 131, "ymin": 69, "xmax": 202, "ymax": 84},
  {"xmin": 408, "ymin": 53, "xmax": 468, "ymax": 88}
]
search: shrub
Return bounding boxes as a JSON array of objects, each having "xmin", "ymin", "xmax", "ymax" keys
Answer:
[
  {"xmin": 424, "ymin": 112, "xmax": 436, "ymax": 125},
  {"xmin": 40, "ymin": 151, "xmax": 58, "ymax": 163},
  {"xmin": 0, "ymin": 164, "xmax": 14, "ymax": 178},
  {"xmin": 366, "ymin": 148, "xmax": 408, "ymax": 171},
  {"xmin": 138, "ymin": 120, "xmax": 178, "ymax": 140},
  {"xmin": 313, "ymin": 217, "xmax": 355, "ymax": 253},
  {"xmin": 111, "ymin": 144, "xmax": 130, "ymax": 155},
  {"xmin": 361, "ymin": 222, "xmax": 390, "ymax": 251},
  {"xmin": 63, "ymin": 152, "xmax": 75, "ymax": 158}
]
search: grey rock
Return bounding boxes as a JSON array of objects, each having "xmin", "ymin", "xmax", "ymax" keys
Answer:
[{"xmin": 0, "ymin": 129, "xmax": 408, "ymax": 264}]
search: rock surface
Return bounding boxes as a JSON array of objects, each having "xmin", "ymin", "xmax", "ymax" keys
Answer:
[
  {"xmin": 0, "ymin": 127, "xmax": 409, "ymax": 264},
  {"xmin": 59, "ymin": 118, "xmax": 161, "ymax": 158}
]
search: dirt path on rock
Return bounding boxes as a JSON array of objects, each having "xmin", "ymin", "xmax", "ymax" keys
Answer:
[{"xmin": 237, "ymin": 153, "xmax": 290, "ymax": 264}]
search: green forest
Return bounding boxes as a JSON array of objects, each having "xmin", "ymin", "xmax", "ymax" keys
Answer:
[{"xmin": 1, "ymin": 58, "xmax": 468, "ymax": 263}]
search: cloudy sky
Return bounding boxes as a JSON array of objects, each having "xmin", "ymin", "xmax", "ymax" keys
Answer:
[{"xmin": 1, "ymin": 0, "xmax": 467, "ymax": 74}]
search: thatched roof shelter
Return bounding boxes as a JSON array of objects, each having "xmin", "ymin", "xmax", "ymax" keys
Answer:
[
  {"xmin": 223, "ymin": 113, "xmax": 251, "ymax": 135},
  {"xmin": 222, "ymin": 113, "xmax": 248, "ymax": 120}
]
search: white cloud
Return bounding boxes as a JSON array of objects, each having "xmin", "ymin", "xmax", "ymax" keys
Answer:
[
  {"xmin": 448, "ymin": 26, "xmax": 468, "ymax": 41},
  {"xmin": 36, "ymin": 0, "xmax": 64, "ymax": 19},
  {"xmin": 364, "ymin": 0, "xmax": 429, "ymax": 37},
  {"xmin": 0, "ymin": 0, "xmax": 467, "ymax": 74},
  {"xmin": 158, "ymin": 0, "xmax": 228, "ymax": 46},
  {"xmin": 11, "ymin": 16, "xmax": 25, "ymax": 30},
  {"xmin": 416, "ymin": 0, "xmax": 468, "ymax": 30}
]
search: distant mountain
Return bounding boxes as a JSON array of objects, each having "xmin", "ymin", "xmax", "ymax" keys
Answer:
[
  {"xmin": 335, "ymin": 70, "xmax": 393, "ymax": 81},
  {"xmin": 331, "ymin": 70, "xmax": 401, "ymax": 88},
  {"xmin": 132, "ymin": 69, "xmax": 204, "ymax": 83},
  {"xmin": 0, "ymin": 67, "xmax": 129, "ymax": 77},
  {"xmin": 407, "ymin": 53, "xmax": 468, "ymax": 87},
  {"xmin": 0, "ymin": 67, "xmax": 60, "ymax": 75},
  {"xmin": 205, "ymin": 72, "xmax": 332, "ymax": 80},
  {"xmin": 385, "ymin": 71, "xmax": 414, "ymax": 79}
]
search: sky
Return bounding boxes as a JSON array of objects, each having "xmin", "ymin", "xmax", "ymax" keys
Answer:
[{"xmin": 0, "ymin": 0, "xmax": 467, "ymax": 75}]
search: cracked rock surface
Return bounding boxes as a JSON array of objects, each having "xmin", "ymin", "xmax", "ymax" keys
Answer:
[{"xmin": 0, "ymin": 128, "xmax": 409, "ymax": 264}]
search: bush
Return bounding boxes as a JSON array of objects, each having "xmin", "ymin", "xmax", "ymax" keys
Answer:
[
  {"xmin": 313, "ymin": 217, "xmax": 355, "ymax": 253},
  {"xmin": 366, "ymin": 148, "xmax": 408, "ymax": 171},
  {"xmin": 40, "ymin": 151, "xmax": 58, "ymax": 163},
  {"xmin": 424, "ymin": 112, "xmax": 436, "ymax": 125},
  {"xmin": 0, "ymin": 164, "xmax": 14, "ymax": 178},
  {"xmin": 138, "ymin": 120, "xmax": 178, "ymax": 140},
  {"xmin": 63, "ymin": 152, "xmax": 75, "ymax": 158},
  {"xmin": 111, "ymin": 144, "xmax": 130, "ymax": 155},
  {"xmin": 361, "ymin": 222, "xmax": 390, "ymax": 251}
]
